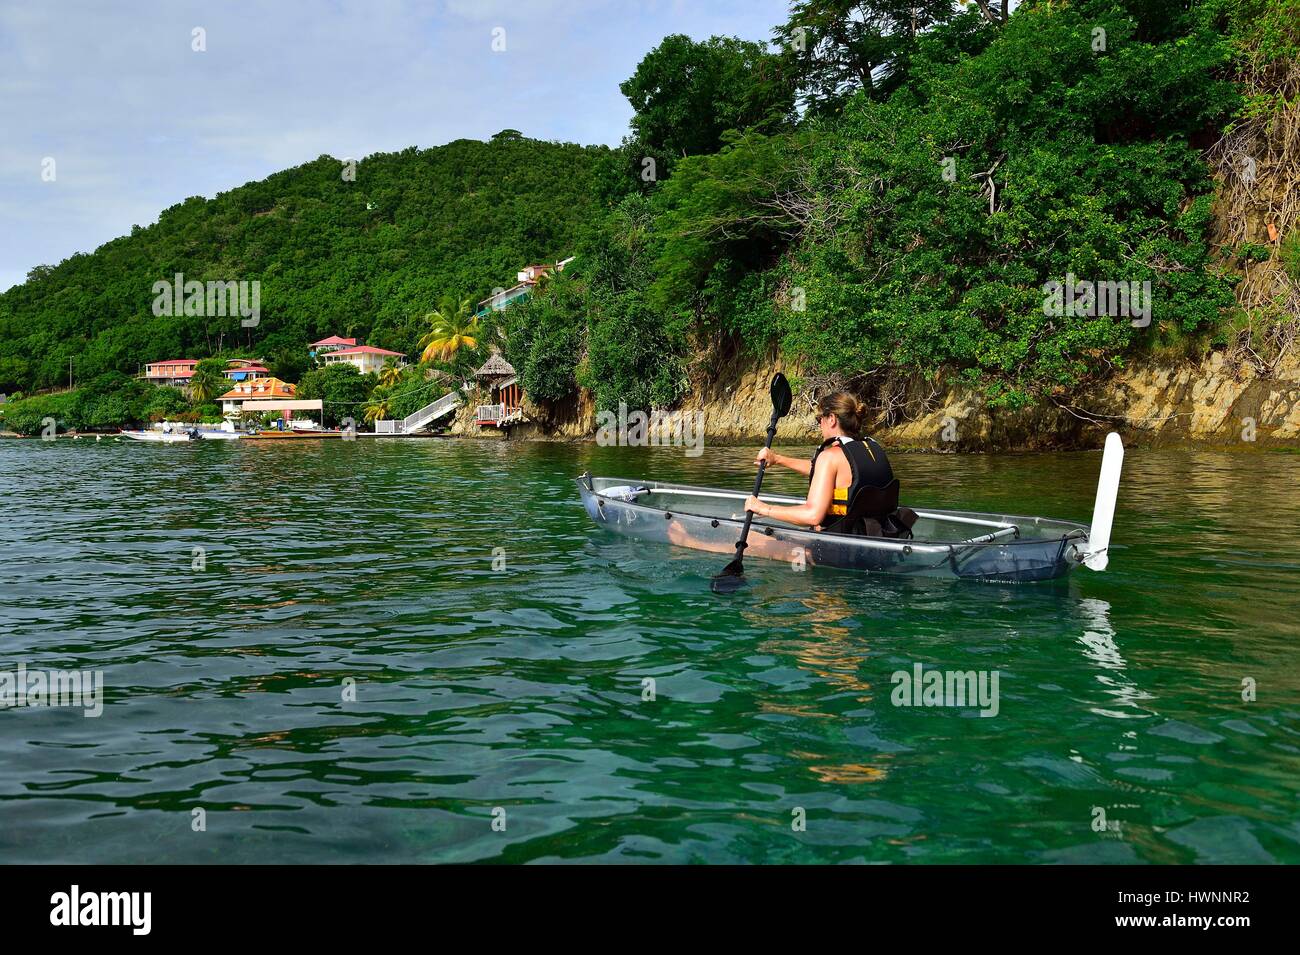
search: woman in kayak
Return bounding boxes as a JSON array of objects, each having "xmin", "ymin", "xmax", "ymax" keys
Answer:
[{"xmin": 744, "ymin": 392, "xmax": 904, "ymax": 535}]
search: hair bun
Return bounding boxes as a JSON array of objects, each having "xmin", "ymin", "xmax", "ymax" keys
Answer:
[{"xmin": 816, "ymin": 391, "xmax": 866, "ymax": 438}]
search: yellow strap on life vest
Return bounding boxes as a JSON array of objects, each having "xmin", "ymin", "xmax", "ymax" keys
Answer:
[{"xmin": 830, "ymin": 486, "xmax": 849, "ymax": 516}]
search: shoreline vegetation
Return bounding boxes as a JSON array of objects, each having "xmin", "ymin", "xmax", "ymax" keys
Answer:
[
  {"xmin": 8, "ymin": 433, "xmax": 1298, "ymax": 452},
  {"xmin": 2, "ymin": 1, "xmax": 1298, "ymax": 452}
]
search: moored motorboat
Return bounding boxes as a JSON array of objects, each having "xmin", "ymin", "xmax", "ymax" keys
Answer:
[
  {"xmin": 119, "ymin": 429, "xmax": 199, "ymax": 443},
  {"xmin": 119, "ymin": 427, "xmax": 241, "ymax": 442},
  {"xmin": 576, "ymin": 435, "xmax": 1124, "ymax": 584}
]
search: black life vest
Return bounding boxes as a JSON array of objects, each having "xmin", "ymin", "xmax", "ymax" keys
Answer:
[{"xmin": 809, "ymin": 436, "xmax": 915, "ymax": 538}]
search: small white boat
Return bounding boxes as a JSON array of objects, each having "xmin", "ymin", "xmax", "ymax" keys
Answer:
[
  {"xmin": 119, "ymin": 429, "xmax": 199, "ymax": 443},
  {"xmin": 194, "ymin": 429, "xmax": 241, "ymax": 440},
  {"xmin": 120, "ymin": 423, "xmax": 243, "ymax": 441}
]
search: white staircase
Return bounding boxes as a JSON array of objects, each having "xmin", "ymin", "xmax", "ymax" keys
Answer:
[{"xmin": 376, "ymin": 388, "xmax": 463, "ymax": 434}]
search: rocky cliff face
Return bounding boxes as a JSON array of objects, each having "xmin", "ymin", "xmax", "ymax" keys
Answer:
[
  {"xmin": 880, "ymin": 351, "xmax": 1300, "ymax": 451},
  {"xmin": 682, "ymin": 349, "xmax": 1300, "ymax": 451},
  {"xmin": 459, "ymin": 348, "xmax": 1300, "ymax": 452}
]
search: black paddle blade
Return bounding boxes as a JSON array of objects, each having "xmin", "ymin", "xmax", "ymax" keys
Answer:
[
  {"xmin": 709, "ymin": 559, "xmax": 747, "ymax": 593},
  {"xmin": 770, "ymin": 373, "xmax": 793, "ymax": 419}
]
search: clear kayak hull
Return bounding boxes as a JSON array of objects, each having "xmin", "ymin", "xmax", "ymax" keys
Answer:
[{"xmin": 577, "ymin": 474, "xmax": 1092, "ymax": 583}]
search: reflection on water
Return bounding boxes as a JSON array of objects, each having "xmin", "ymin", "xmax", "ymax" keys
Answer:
[
  {"xmin": 757, "ymin": 592, "xmax": 873, "ymax": 699},
  {"xmin": 755, "ymin": 588, "xmax": 887, "ymax": 783},
  {"xmin": 1075, "ymin": 597, "xmax": 1156, "ymax": 720},
  {"xmin": 0, "ymin": 438, "xmax": 1297, "ymax": 864},
  {"xmin": 795, "ymin": 752, "xmax": 892, "ymax": 785}
]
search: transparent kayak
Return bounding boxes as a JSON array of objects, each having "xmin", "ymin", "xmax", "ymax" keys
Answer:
[{"xmin": 577, "ymin": 473, "xmax": 1096, "ymax": 583}]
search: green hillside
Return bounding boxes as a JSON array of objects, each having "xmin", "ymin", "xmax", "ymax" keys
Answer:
[{"xmin": 0, "ymin": 131, "xmax": 609, "ymax": 393}]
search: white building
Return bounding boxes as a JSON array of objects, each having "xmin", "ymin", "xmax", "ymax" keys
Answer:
[{"xmin": 320, "ymin": 345, "xmax": 406, "ymax": 375}]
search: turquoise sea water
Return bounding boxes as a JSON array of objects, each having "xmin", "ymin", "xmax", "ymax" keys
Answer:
[{"xmin": 0, "ymin": 437, "xmax": 1297, "ymax": 863}]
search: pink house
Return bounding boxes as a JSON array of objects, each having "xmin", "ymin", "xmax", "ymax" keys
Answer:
[
  {"xmin": 144, "ymin": 359, "xmax": 199, "ymax": 386},
  {"xmin": 309, "ymin": 336, "xmax": 358, "ymax": 358}
]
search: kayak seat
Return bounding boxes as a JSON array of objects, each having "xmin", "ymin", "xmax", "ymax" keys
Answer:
[{"xmin": 825, "ymin": 478, "xmax": 916, "ymax": 539}]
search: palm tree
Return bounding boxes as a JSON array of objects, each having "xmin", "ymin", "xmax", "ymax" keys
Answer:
[
  {"xmin": 378, "ymin": 359, "xmax": 403, "ymax": 388},
  {"xmin": 418, "ymin": 295, "xmax": 479, "ymax": 363},
  {"xmin": 189, "ymin": 359, "xmax": 227, "ymax": 403},
  {"xmin": 363, "ymin": 397, "xmax": 391, "ymax": 424}
]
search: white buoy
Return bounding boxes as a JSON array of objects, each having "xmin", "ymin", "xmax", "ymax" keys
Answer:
[{"xmin": 1084, "ymin": 432, "xmax": 1124, "ymax": 571}]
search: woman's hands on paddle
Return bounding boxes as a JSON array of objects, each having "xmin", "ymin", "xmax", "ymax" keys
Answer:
[
  {"xmin": 744, "ymin": 495, "xmax": 766, "ymax": 516},
  {"xmin": 755, "ymin": 448, "xmax": 776, "ymax": 467}
]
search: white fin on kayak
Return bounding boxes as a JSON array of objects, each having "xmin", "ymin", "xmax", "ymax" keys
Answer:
[{"xmin": 1084, "ymin": 432, "xmax": 1124, "ymax": 571}]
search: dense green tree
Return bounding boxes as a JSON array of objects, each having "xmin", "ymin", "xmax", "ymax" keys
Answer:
[
  {"xmin": 620, "ymin": 34, "xmax": 796, "ymax": 164},
  {"xmin": 772, "ymin": 0, "xmax": 960, "ymax": 114},
  {"xmin": 0, "ymin": 355, "xmax": 28, "ymax": 392},
  {"xmin": 0, "ymin": 393, "xmax": 75, "ymax": 435},
  {"xmin": 506, "ymin": 195, "xmax": 690, "ymax": 413},
  {"xmin": 67, "ymin": 373, "xmax": 150, "ymax": 430},
  {"xmin": 296, "ymin": 363, "xmax": 375, "ymax": 427},
  {"xmin": 267, "ymin": 347, "xmax": 310, "ymax": 383},
  {"xmin": 655, "ymin": 2, "xmax": 1239, "ymax": 405},
  {"xmin": 141, "ymin": 385, "xmax": 190, "ymax": 421},
  {"xmin": 650, "ymin": 129, "xmax": 815, "ymax": 312},
  {"xmin": 502, "ymin": 271, "xmax": 586, "ymax": 402}
]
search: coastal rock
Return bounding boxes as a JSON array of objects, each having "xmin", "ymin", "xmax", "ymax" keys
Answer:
[{"xmin": 446, "ymin": 347, "xmax": 1300, "ymax": 452}]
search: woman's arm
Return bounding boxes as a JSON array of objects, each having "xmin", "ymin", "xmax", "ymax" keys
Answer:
[
  {"xmin": 744, "ymin": 450, "xmax": 836, "ymax": 528},
  {"xmin": 757, "ymin": 447, "xmax": 812, "ymax": 477}
]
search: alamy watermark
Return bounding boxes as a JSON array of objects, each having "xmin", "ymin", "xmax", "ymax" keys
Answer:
[
  {"xmin": 595, "ymin": 402, "xmax": 705, "ymax": 457},
  {"xmin": 0, "ymin": 663, "xmax": 103, "ymax": 717},
  {"xmin": 891, "ymin": 663, "xmax": 1000, "ymax": 717},
  {"xmin": 1043, "ymin": 273, "xmax": 1150, "ymax": 327},
  {"xmin": 152, "ymin": 271, "xmax": 260, "ymax": 327},
  {"xmin": 50, "ymin": 885, "xmax": 150, "ymax": 935}
]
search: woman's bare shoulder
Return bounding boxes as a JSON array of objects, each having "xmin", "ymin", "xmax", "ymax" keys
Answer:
[
  {"xmin": 813, "ymin": 442, "xmax": 847, "ymax": 479},
  {"xmin": 819, "ymin": 442, "xmax": 847, "ymax": 460}
]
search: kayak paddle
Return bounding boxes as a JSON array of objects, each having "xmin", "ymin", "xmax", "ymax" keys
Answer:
[{"xmin": 711, "ymin": 372, "xmax": 794, "ymax": 594}]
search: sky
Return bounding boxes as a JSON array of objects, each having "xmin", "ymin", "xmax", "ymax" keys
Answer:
[{"xmin": 0, "ymin": 0, "xmax": 792, "ymax": 293}]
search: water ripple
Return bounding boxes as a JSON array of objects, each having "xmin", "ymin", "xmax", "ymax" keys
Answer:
[{"xmin": 0, "ymin": 438, "xmax": 1297, "ymax": 863}]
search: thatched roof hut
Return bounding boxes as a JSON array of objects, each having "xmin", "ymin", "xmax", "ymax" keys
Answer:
[{"xmin": 473, "ymin": 353, "xmax": 516, "ymax": 381}]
